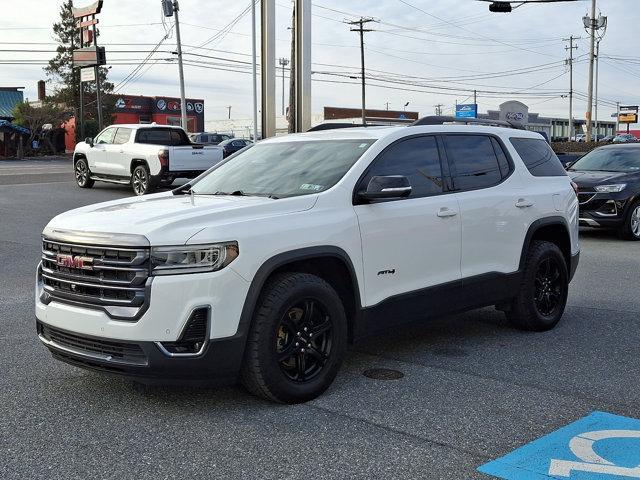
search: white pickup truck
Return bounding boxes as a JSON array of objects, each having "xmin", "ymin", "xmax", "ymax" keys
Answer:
[{"xmin": 73, "ymin": 124, "xmax": 224, "ymax": 195}]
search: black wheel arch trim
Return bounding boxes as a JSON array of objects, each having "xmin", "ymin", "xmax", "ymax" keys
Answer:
[
  {"xmin": 236, "ymin": 246, "xmax": 362, "ymax": 343},
  {"xmin": 519, "ymin": 216, "xmax": 573, "ymax": 273}
]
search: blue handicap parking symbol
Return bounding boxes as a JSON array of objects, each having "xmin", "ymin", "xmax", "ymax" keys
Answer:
[{"xmin": 479, "ymin": 411, "xmax": 640, "ymax": 479}]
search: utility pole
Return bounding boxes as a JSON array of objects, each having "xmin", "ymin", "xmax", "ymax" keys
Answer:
[
  {"xmin": 473, "ymin": 89, "xmax": 477, "ymax": 105},
  {"xmin": 172, "ymin": 1, "xmax": 188, "ymax": 132},
  {"xmin": 251, "ymin": 0, "xmax": 258, "ymax": 141},
  {"xmin": 348, "ymin": 18, "xmax": 375, "ymax": 126},
  {"xmin": 564, "ymin": 35, "xmax": 579, "ymax": 141},
  {"xmin": 279, "ymin": 58, "xmax": 289, "ymax": 116},
  {"xmin": 616, "ymin": 101, "xmax": 620, "ymax": 134},
  {"xmin": 384, "ymin": 101, "xmax": 390, "ymax": 111},
  {"xmin": 594, "ymin": 40, "xmax": 600, "ymax": 139},
  {"xmin": 435, "ymin": 104, "xmax": 444, "ymax": 116},
  {"xmin": 226, "ymin": 106, "xmax": 232, "ymax": 119},
  {"xmin": 583, "ymin": 4, "xmax": 607, "ymax": 142}
]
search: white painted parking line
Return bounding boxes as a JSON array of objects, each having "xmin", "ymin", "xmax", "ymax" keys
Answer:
[{"xmin": 479, "ymin": 411, "xmax": 640, "ymax": 479}]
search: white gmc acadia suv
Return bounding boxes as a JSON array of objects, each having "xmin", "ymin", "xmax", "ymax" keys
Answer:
[{"xmin": 36, "ymin": 120, "xmax": 580, "ymax": 403}]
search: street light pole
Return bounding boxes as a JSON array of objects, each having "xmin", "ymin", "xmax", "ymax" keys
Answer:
[
  {"xmin": 279, "ymin": 58, "xmax": 289, "ymax": 116},
  {"xmin": 594, "ymin": 40, "xmax": 600, "ymax": 139},
  {"xmin": 251, "ymin": 0, "xmax": 258, "ymax": 141},
  {"xmin": 173, "ymin": 1, "xmax": 188, "ymax": 132}
]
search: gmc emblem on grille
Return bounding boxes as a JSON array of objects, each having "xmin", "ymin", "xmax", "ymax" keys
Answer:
[{"xmin": 56, "ymin": 254, "xmax": 94, "ymax": 271}]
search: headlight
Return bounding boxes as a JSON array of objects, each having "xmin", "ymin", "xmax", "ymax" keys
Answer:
[
  {"xmin": 150, "ymin": 242, "xmax": 238, "ymax": 275},
  {"xmin": 595, "ymin": 184, "xmax": 626, "ymax": 193}
]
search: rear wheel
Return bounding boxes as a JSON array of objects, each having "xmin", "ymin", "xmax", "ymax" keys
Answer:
[
  {"xmin": 131, "ymin": 165, "xmax": 156, "ymax": 196},
  {"xmin": 74, "ymin": 158, "xmax": 94, "ymax": 188},
  {"xmin": 506, "ymin": 241, "xmax": 568, "ymax": 331},
  {"xmin": 240, "ymin": 272, "xmax": 348, "ymax": 404},
  {"xmin": 618, "ymin": 201, "xmax": 640, "ymax": 241}
]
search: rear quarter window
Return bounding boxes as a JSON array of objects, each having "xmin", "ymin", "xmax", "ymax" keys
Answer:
[{"xmin": 510, "ymin": 137, "xmax": 567, "ymax": 177}]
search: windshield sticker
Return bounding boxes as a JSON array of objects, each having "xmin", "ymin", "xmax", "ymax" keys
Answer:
[
  {"xmin": 300, "ymin": 184, "xmax": 325, "ymax": 191},
  {"xmin": 358, "ymin": 143, "xmax": 369, "ymax": 148}
]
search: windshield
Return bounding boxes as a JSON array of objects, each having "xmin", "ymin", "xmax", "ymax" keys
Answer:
[
  {"xmin": 191, "ymin": 139, "xmax": 375, "ymax": 198},
  {"xmin": 570, "ymin": 148, "xmax": 640, "ymax": 173}
]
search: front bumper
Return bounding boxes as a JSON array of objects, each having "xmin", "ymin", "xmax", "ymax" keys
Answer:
[
  {"xmin": 578, "ymin": 192, "xmax": 632, "ymax": 228},
  {"xmin": 37, "ymin": 320, "xmax": 245, "ymax": 384}
]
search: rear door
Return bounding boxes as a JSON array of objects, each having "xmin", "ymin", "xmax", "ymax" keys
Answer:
[
  {"xmin": 443, "ymin": 134, "xmax": 527, "ymax": 278},
  {"xmin": 354, "ymin": 135, "xmax": 462, "ymax": 308},
  {"xmin": 105, "ymin": 127, "xmax": 133, "ymax": 178}
]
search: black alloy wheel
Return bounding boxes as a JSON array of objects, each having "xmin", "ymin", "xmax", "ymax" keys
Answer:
[
  {"xmin": 275, "ymin": 298, "xmax": 333, "ymax": 383},
  {"xmin": 533, "ymin": 257, "xmax": 563, "ymax": 317},
  {"xmin": 240, "ymin": 272, "xmax": 348, "ymax": 404},
  {"xmin": 74, "ymin": 158, "xmax": 94, "ymax": 188},
  {"xmin": 506, "ymin": 240, "xmax": 568, "ymax": 331}
]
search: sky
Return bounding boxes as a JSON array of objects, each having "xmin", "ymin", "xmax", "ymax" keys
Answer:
[{"xmin": 1, "ymin": 0, "xmax": 638, "ymax": 123}]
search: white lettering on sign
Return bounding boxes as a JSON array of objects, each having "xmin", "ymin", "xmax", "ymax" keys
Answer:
[{"xmin": 549, "ymin": 430, "xmax": 640, "ymax": 478}]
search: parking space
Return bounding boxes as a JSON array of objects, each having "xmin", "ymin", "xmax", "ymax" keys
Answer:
[{"xmin": 1, "ymin": 162, "xmax": 639, "ymax": 479}]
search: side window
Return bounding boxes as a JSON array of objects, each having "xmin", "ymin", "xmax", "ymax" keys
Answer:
[
  {"xmin": 113, "ymin": 128, "xmax": 131, "ymax": 145},
  {"xmin": 232, "ymin": 140, "xmax": 243, "ymax": 147},
  {"xmin": 491, "ymin": 137, "xmax": 511, "ymax": 178},
  {"xmin": 361, "ymin": 136, "xmax": 443, "ymax": 198},
  {"xmin": 95, "ymin": 128, "xmax": 116, "ymax": 144},
  {"xmin": 510, "ymin": 137, "xmax": 567, "ymax": 177},
  {"xmin": 136, "ymin": 129, "xmax": 171, "ymax": 145},
  {"xmin": 444, "ymin": 135, "xmax": 503, "ymax": 191}
]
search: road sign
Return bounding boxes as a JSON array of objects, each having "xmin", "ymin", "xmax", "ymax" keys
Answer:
[
  {"xmin": 478, "ymin": 411, "xmax": 640, "ymax": 479},
  {"xmin": 455, "ymin": 104, "xmax": 477, "ymax": 119},
  {"xmin": 619, "ymin": 113, "xmax": 638, "ymax": 124},
  {"xmin": 80, "ymin": 67, "xmax": 95, "ymax": 83}
]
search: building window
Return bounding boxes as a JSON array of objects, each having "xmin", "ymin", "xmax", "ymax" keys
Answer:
[{"xmin": 139, "ymin": 115, "xmax": 151, "ymax": 124}]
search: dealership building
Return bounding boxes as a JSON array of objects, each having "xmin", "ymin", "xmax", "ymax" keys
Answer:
[
  {"xmin": 112, "ymin": 94, "xmax": 205, "ymax": 133},
  {"xmin": 478, "ymin": 100, "xmax": 616, "ymax": 140}
]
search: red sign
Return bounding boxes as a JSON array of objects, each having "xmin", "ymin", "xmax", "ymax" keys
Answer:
[{"xmin": 72, "ymin": 1, "xmax": 103, "ymax": 19}]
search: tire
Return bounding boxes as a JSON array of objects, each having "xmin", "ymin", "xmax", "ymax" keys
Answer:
[
  {"xmin": 240, "ymin": 272, "xmax": 348, "ymax": 404},
  {"xmin": 617, "ymin": 200, "xmax": 640, "ymax": 241},
  {"xmin": 506, "ymin": 240, "xmax": 569, "ymax": 332},
  {"xmin": 131, "ymin": 164, "xmax": 156, "ymax": 196},
  {"xmin": 74, "ymin": 158, "xmax": 94, "ymax": 188}
]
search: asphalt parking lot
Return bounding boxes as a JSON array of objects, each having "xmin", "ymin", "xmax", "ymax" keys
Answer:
[{"xmin": 1, "ymin": 159, "xmax": 639, "ymax": 479}]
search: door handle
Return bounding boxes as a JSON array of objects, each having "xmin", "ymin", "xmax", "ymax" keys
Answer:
[
  {"xmin": 515, "ymin": 198, "xmax": 534, "ymax": 208},
  {"xmin": 437, "ymin": 207, "xmax": 458, "ymax": 218}
]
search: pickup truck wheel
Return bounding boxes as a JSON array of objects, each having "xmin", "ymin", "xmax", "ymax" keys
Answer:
[
  {"xmin": 240, "ymin": 272, "xmax": 348, "ymax": 404},
  {"xmin": 131, "ymin": 165, "xmax": 156, "ymax": 196},
  {"xmin": 74, "ymin": 158, "xmax": 94, "ymax": 188},
  {"xmin": 506, "ymin": 240, "xmax": 568, "ymax": 331}
]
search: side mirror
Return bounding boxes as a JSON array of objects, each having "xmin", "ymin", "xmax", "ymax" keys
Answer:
[
  {"xmin": 564, "ymin": 161, "xmax": 574, "ymax": 170},
  {"xmin": 85, "ymin": 137, "xmax": 94, "ymax": 147},
  {"xmin": 358, "ymin": 175, "xmax": 412, "ymax": 201}
]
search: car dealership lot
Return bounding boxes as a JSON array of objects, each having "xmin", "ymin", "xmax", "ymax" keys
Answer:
[{"xmin": 1, "ymin": 160, "xmax": 639, "ymax": 479}]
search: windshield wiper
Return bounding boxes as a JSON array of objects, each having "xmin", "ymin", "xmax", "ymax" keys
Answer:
[{"xmin": 213, "ymin": 190, "xmax": 248, "ymax": 196}]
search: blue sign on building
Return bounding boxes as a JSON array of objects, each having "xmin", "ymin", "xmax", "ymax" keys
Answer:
[
  {"xmin": 455, "ymin": 103, "xmax": 478, "ymax": 119},
  {"xmin": 478, "ymin": 411, "xmax": 640, "ymax": 479}
]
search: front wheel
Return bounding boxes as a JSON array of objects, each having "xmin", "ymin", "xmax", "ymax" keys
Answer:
[
  {"xmin": 74, "ymin": 158, "xmax": 94, "ymax": 188},
  {"xmin": 240, "ymin": 272, "xmax": 348, "ymax": 404},
  {"xmin": 618, "ymin": 201, "xmax": 640, "ymax": 241},
  {"xmin": 506, "ymin": 240, "xmax": 569, "ymax": 331},
  {"xmin": 131, "ymin": 165, "xmax": 156, "ymax": 196}
]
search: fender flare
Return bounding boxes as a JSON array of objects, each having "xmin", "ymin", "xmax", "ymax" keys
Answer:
[
  {"xmin": 519, "ymin": 216, "xmax": 571, "ymax": 271},
  {"xmin": 236, "ymin": 246, "xmax": 362, "ymax": 339}
]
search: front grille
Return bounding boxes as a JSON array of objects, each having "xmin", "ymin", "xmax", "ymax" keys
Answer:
[
  {"xmin": 40, "ymin": 238, "xmax": 150, "ymax": 317},
  {"xmin": 39, "ymin": 323, "xmax": 148, "ymax": 366}
]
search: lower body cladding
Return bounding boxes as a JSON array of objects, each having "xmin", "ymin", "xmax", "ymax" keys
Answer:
[{"xmin": 35, "ymin": 266, "xmax": 251, "ymax": 384}]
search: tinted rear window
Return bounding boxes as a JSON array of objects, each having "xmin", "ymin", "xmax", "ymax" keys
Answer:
[
  {"xmin": 510, "ymin": 137, "xmax": 566, "ymax": 177},
  {"xmin": 136, "ymin": 128, "xmax": 190, "ymax": 146},
  {"xmin": 444, "ymin": 135, "xmax": 504, "ymax": 191}
]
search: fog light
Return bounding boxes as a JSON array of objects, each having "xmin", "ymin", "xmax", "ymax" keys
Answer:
[
  {"xmin": 595, "ymin": 200, "xmax": 618, "ymax": 216},
  {"xmin": 156, "ymin": 307, "xmax": 209, "ymax": 357}
]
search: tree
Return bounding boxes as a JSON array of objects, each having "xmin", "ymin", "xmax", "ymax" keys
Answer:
[
  {"xmin": 12, "ymin": 102, "xmax": 72, "ymax": 155},
  {"xmin": 44, "ymin": 0, "xmax": 114, "ymax": 137}
]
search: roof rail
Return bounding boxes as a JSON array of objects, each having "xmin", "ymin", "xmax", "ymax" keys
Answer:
[
  {"xmin": 410, "ymin": 115, "xmax": 525, "ymax": 130},
  {"xmin": 307, "ymin": 122, "xmax": 388, "ymax": 132}
]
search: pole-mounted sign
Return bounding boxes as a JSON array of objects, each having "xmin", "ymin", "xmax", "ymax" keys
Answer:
[{"xmin": 72, "ymin": 0, "xmax": 106, "ymax": 136}]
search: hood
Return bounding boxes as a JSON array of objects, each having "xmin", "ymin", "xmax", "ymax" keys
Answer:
[
  {"xmin": 568, "ymin": 170, "xmax": 639, "ymax": 188},
  {"xmin": 44, "ymin": 192, "xmax": 317, "ymax": 245}
]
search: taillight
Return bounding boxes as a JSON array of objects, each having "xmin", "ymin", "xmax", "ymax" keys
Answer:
[
  {"xmin": 158, "ymin": 149, "xmax": 169, "ymax": 168},
  {"xmin": 571, "ymin": 181, "xmax": 579, "ymax": 196}
]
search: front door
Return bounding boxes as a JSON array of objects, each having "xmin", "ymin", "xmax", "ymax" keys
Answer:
[
  {"xmin": 88, "ymin": 127, "xmax": 116, "ymax": 175},
  {"xmin": 354, "ymin": 135, "xmax": 462, "ymax": 308}
]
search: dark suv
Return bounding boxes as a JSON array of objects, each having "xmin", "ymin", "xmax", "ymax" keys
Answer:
[{"xmin": 568, "ymin": 144, "xmax": 640, "ymax": 240}]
